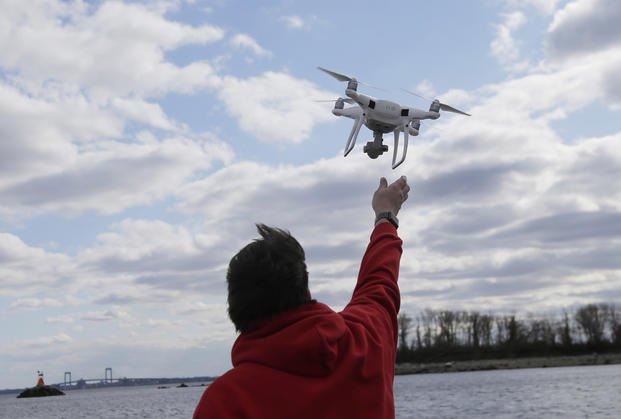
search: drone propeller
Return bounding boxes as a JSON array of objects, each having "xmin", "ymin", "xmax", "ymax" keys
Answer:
[
  {"xmin": 313, "ymin": 98, "xmax": 355, "ymax": 104},
  {"xmin": 402, "ymin": 89, "xmax": 428, "ymax": 101},
  {"xmin": 438, "ymin": 103, "xmax": 470, "ymax": 116},
  {"xmin": 403, "ymin": 89, "xmax": 471, "ymax": 116},
  {"xmin": 318, "ymin": 67, "xmax": 388, "ymax": 91},
  {"xmin": 317, "ymin": 67, "xmax": 353, "ymax": 82}
]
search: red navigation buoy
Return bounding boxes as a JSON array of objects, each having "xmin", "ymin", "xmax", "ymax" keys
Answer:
[{"xmin": 36, "ymin": 370, "xmax": 45, "ymax": 386}]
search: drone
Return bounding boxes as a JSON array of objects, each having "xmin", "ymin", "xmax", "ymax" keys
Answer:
[{"xmin": 318, "ymin": 67, "xmax": 470, "ymax": 169}]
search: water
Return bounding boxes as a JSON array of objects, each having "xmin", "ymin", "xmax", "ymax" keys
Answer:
[
  {"xmin": 394, "ymin": 365, "xmax": 621, "ymax": 418},
  {"xmin": 1, "ymin": 365, "xmax": 620, "ymax": 418},
  {"xmin": 0, "ymin": 384, "xmax": 205, "ymax": 419}
]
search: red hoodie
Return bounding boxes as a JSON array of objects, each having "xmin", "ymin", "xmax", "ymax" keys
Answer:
[{"xmin": 194, "ymin": 222, "xmax": 402, "ymax": 419}]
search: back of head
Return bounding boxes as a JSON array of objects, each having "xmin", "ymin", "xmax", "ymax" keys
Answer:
[{"xmin": 227, "ymin": 224, "xmax": 310, "ymax": 333}]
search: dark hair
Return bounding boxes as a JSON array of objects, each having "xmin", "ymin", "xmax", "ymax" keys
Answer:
[{"xmin": 227, "ymin": 224, "xmax": 310, "ymax": 333}]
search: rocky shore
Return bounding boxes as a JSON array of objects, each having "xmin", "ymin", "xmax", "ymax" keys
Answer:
[
  {"xmin": 17, "ymin": 385, "xmax": 65, "ymax": 398},
  {"xmin": 395, "ymin": 353, "xmax": 621, "ymax": 375}
]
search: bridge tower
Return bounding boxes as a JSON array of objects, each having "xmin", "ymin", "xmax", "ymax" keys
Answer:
[
  {"xmin": 105, "ymin": 367, "xmax": 112, "ymax": 384},
  {"xmin": 64, "ymin": 371, "xmax": 72, "ymax": 388}
]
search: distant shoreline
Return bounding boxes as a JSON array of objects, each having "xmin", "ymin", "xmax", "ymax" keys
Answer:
[
  {"xmin": 395, "ymin": 353, "xmax": 621, "ymax": 375},
  {"xmin": 0, "ymin": 376, "xmax": 216, "ymax": 395}
]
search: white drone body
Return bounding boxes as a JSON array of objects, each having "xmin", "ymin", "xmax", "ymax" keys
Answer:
[{"xmin": 318, "ymin": 67, "xmax": 470, "ymax": 169}]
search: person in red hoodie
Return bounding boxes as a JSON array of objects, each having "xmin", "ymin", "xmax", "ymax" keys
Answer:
[{"xmin": 194, "ymin": 176, "xmax": 410, "ymax": 419}]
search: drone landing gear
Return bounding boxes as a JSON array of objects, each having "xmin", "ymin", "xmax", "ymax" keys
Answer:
[{"xmin": 363, "ymin": 132, "xmax": 388, "ymax": 159}]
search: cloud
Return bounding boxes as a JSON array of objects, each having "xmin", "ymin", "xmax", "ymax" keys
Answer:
[
  {"xmin": 45, "ymin": 315, "xmax": 76, "ymax": 324},
  {"xmin": 395, "ymin": 127, "xmax": 621, "ymax": 310},
  {"xmin": 473, "ymin": 57, "xmax": 603, "ymax": 122},
  {"xmin": 2, "ymin": 0, "xmax": 621, "ymax": 390},
  {"xmin": 0, "ymin": 0, "xmax": 235, "ymax": 218},
  {"xmin": 2, "ymin": 101, "xmax": 621, "ymax": 386},
  {"xmin": 0, "ymin": 219, "xmax": 223, "ymax": 305},
  {"xmin": 0, "ymin": 1, "xmax": 343, "ymax": 224},
  {"xmin": 0, "ymin": 78, "xmax": 202, "ymax": 202},
  {"xmin": 486, "ymin": 212, "xmax": 621, "ymax": 250},
  {"xmin": 0, "ymin": 82, "xmax": 117, "ymax": 190},
  {"xmin": 547, "ymin": 0, "xmax": 621, "ymax": 60},
  {"xmin": 281, "ymin": 15, "xmax": 306, "ymax": 29},
  {"xmin": 174, "ymin": 301, "xmax": 227, "ymax": 317},
  {"xmin": 415, "ymin": 80, "xmax": 437, "ymax": 99},
  {"xmin": 169, "ymin": 118, "xmax": 620, "ymax": 311},
  {"xmin": 80, "ymin": 307, "xmax": 128, "ymax": 322},
  {"xmin": 8, "ymin": 297, "xmax": 63, "ymax": 311},
  {"xmin": 0, "ymin": 1, "xmax": 224, "ymax": 97},
  {"xmin": 216, "ymin": 71, "xmax": 337, "ymax": 143},
  {"xmin": 110, "ymin": 98, "xmax": 179, "ymax": 131},
  {"xmin": 3, "ymin": 25, "xmax": 620, "ymax": 323},
  {"xmin": 8, "ymin": 333, "xmax": 73, "ymax": 349},
  {"xmin": 604, "ymin": 71, "xmax": 621, "ymax": 108},
  {"xmin": 68, "ymin": 218, "xmax": 233, "ymax": 307},
  {"xmin": 0, "ymin": 233, "xmax": 76, "ymax": 295},
  {"xmin": 229, "ymin": 34, "xmax": 272, "ymax": 58},
  {"xmin": 162, "ymin": 156, "xmax": 395, "ymax": 292},
  {"xmin": 544, "ymin": 0, "xmax": 621, "ymax": 112},
  {"xmin": 5, "ymin": 97, "xmax": 616, "ymax": 318},
  {"xmin": 0, "ymin": 134, "xmax": 233, "ymax": 216},
  {"xmin": 490, "ymin": 11, "xmax": 529, "ymax": 71},
  {"xmin": 82, "ymin": 218, "xmax": 216, "ymax": 265},
  {"xmin": 92, "ymin": 289, "xmax": 181, "ymax": 305},
  {"xmin": 547, "ymin": 134, "xmax": 621, "ymax": 204},
  {"xmin": 0, "ymin": 1, "xmax": 338, "ymax": 222}
]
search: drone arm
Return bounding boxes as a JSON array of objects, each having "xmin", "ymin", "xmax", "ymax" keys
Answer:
[
  {"xmin": 391, "ymin": 125, "xmax": 409, "ymax": 169},
  {"xmin": 408, "ymin": 108, "xmax": 440, "ymax": 121},
  {"xmin": 345, "ymin": 89, "xmax": 375, "ymax": 109},
  {"xmin": 344, "ymin": 115, "xmax": 364, "ymax": 157},
  {"xmin": 338, "ymin": 106, "xmax": 363, "ymax": 119}
]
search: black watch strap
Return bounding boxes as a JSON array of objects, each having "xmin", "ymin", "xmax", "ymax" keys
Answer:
[{"xmin": 375, "ymin": 212, "xmax": 399, "ymax": 229}]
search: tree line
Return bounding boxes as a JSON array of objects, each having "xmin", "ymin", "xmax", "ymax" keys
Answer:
[{"xmin": 396, "ymin": 303, "xmax": 621, "ymax": 363}]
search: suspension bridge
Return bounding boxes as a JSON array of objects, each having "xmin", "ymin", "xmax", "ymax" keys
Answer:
[
  {"xmin": 51, "ymin": 368, "xmax": 216, "ymax": 390},
  {"xmin": 56, "ymin": 367, "xmax": 119, "ymax": 389}
]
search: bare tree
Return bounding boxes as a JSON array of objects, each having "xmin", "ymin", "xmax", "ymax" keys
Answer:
[
  {"xmin": 468, "ymin": 311, "xmax": 481, "ymax": 348},
  {"xmin": 398, "ymin": 312, "xmax": 413, "ymax": 350},
  {"xmin": 436, "ymin": 310, "xmax": 459, "ymax": 347},
  {"xmin": 496, "ymin": 315, "xmax": 507, "ymax": 344},
  {"xmin": 559, "ymin": 310, "xmax": 573, "ymax": 348},
  {"xmin": 479, "ymin": 314, "xmax": 493, "ymax": 347},
  {"xmin": 575, "ymin": 304, "xmax": 606, "ymax": 345},
  {"xmin": 526, "ymin": 316, "xmax": 544, "ymax": 344},
  {"xmin": 415, "ymin": 322, "xmax": 422, "ymax": 350},
  {"xmin": 497, "ymin": 314, "xmax": 526, "ymax": 345},
  {"xmin": 396, "ymin": 302, "xmax": 619, "ymax": 366},
  {"xmin": 419, "ymin": 309, "xmax": 436, "ymax": 348},
  {"xmin": 606, "ymin": 304, "xmax": 621, "ymax": 346},
  {"xmin": 525, "ymin": 316, "xmax": 555, "ymax": 346}
]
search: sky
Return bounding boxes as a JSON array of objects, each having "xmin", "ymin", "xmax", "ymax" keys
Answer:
[{"xmin": 1, "ymin": 0, "xmax": 621, "ymax": 389}]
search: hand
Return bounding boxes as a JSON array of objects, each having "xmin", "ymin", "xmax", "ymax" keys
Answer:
[{"xmin": 372, "ymin": 176, "xmax": 410, "ymax": 217}]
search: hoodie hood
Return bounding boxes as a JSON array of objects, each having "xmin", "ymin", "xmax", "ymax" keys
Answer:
[{"xmin": 231, "ymin": 302, "xmax": 347, "ymax": 377}]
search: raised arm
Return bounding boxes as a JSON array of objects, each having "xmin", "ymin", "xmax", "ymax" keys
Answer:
[{"xmin": 343, "ymin": 176, "xmax": 410, "ymax": 343}]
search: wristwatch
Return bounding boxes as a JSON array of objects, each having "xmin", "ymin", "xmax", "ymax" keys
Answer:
[{"xmin": 375, "ymin": 212, "xmax": 399, "ymax": 229}]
